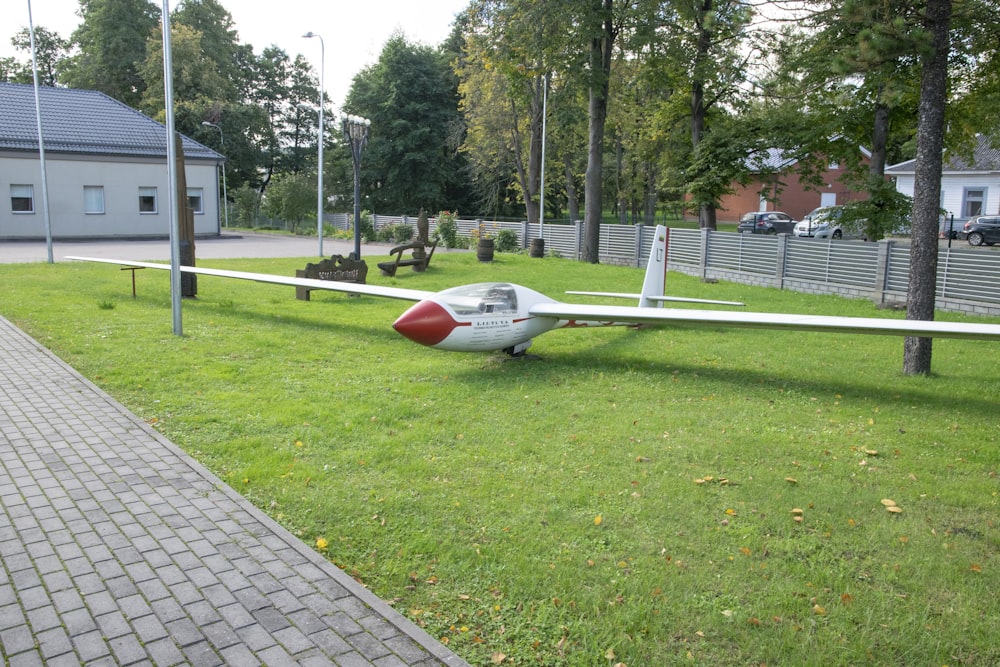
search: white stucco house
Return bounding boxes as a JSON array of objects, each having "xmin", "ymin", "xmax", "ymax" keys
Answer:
[
  {"xmin": 0, "ymin": 82, "xmax": 223, "ymax": 240},
  {"xmin": 887, "ymin": 134, "xmax": 1000, "ymax": 234}
]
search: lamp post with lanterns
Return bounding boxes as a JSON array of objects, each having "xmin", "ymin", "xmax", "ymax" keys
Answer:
[{"xmin": 342, "ymin": 114, "xmax": 370, "ymax": 260}]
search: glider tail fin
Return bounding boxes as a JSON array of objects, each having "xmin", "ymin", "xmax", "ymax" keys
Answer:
[{"xmin": 638, "ymin": 226, "xmax": 669, "ymax": 308}]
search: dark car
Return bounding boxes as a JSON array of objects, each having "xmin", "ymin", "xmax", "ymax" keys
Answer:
[
  {"xmin": 738, "ymin": 211, "xmax": 797, "ymax": 235},
  {"xmin": 961, "ymin": 215, "xmax": 1000, "ymax": 246}
]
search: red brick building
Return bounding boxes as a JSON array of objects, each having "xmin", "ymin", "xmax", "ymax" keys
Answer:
[{"xmin": 716, "ymin": 147, "xmax": 872, "ymax": 222}]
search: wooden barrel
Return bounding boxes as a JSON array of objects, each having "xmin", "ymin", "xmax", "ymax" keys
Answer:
[
  {"xmin": 477, "ymin": 238, "xmax": 494, "ymax": 262},
  {"xmin": 530, "ymin": 238, "xmax": 545, "ymax": 258}
]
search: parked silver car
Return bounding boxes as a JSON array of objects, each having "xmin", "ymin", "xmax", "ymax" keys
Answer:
[
  {"xmin": 794, "ymin": 206, "xmax": 845, "ymax": 239},
  {"xmin": 794, "ymin": 206, "xmax": 867, "ymax": 240}
]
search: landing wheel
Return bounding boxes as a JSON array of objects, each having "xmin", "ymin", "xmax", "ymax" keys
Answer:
[{"xmin": 503, "ymin": 340, "xmax": 534, "ymax": 357}]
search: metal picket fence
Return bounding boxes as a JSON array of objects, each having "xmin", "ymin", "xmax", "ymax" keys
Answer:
[{"xmin": 325, "ymin": 215, "xmax": 999, "ymax": 317}]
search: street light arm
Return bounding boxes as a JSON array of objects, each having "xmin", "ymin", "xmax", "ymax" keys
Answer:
[{"xmin": 303, "ymin": 31, "xmax": 325, "ymax": 257}]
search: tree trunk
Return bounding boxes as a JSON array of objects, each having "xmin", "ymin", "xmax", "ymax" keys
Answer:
[
  {"xmin": 865, "ymin": 94, "xmax": 890, "ymax": 241},
  {"xmin": 904, "ymin": 0, "xmax": 951, "ymax": 376},
  {"xmin": 617, "ymin": 136, "xmax": 627, "ymax": 224},
  {"xmin": 525, "ymin": 75, "xmax": 545, "ymax": 224},
  {"xmin": 870, "ymin": 95, "xmax": 888, "ymax": 177},
  {"xmin": 644, "ymin": 163, "xmax": 658, "ymax": 225},
  {"xmin": 564, "ymin": 153, "xmax": 580, "ymax": 223},
  {"xmin": 691, "ymin": 1, "xmax": 718, "ymax": 231},
  {"xmin": 584, "ymin": 85, "xmax": 609, "ymax": 262},
  {"xmin": 583, "ymin": 0, "xmax": 614, "ymax": 263}
]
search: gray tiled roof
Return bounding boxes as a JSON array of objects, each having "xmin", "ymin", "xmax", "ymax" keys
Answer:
[
  {"xmin": 745, "ymin": 147, "xmax": 798, "ymax": 172},
  {"xmin": 886, "ymin": 134, "xmax": 1000, "ymax": 173},
  {"xmin": 0, "ymin": 82, "xmax": 220, "ymax": 161}
]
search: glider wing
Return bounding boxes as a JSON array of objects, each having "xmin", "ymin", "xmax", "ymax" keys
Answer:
[
  {"xmin": 65, "ymin": 257, "xmax": 434, "ymax": 302},
  {"xmin": 529, "ymin": 302, "xmax": 1000, "ymax": 341}
]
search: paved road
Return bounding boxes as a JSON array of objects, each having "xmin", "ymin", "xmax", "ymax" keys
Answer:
[{"xmin": 0, "ymin": 233, "xmax": 366, "ymax": 264}]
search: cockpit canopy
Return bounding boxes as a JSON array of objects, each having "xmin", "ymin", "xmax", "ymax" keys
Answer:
[{"xmin": 438, "ymin": 283, "xmax": 519, "ymax": 315}]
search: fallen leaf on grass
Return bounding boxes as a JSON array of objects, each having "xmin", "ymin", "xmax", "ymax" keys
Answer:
[
  {"xmin": 594, "ymin": 515, "xmax": 603, "ymax": 526},
  {"xmin": 785, "ymin": 477, "xmax": 798, "ymax": 484},
  {"xmin": 969, "ymin": 563, "xmax": 983, "ymax": 573},
  {"xmin": 881, "ymin": 499, "xmax": 903, "ymax": 513}
]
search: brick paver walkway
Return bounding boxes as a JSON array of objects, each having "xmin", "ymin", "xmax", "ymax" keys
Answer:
[{"xmin": 0, "ymin": 315, "xmax": 468, "ymax": 666}]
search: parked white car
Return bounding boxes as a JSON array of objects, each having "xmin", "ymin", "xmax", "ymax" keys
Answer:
[{"xmin": 793, "ymin": 206, "xmax": 861, "ymax": 239}]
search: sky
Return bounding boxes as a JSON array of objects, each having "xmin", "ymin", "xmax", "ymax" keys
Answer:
[{"xmin": 4, "ymin": 0, "xmax": 470, "ymax": 108}]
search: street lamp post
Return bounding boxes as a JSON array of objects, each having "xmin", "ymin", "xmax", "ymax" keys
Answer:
[
  {"xmin": 342, "ymin": 114, "xmax": 370, "ymax": 260},
  {"xmin": 201, "ymin": 121, "xmax": 228, "ymax": 228},
  {"xmin": 303, "ymin": 31, "xmax": 325, "ymax": 257}
]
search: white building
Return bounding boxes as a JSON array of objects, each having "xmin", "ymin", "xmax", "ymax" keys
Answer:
[
  {"xmin": 887, "ymin": 134, "xmax": 1000, "ymax": 234},
  {"xmin": 0, "ymin": 83, "xmax": 223, "ymax": 240}
]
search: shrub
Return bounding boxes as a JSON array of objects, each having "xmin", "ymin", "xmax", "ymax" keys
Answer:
[
  {"xmin": 434, "ymin": 211, "xmax": 460, "ymax": 248},
  {"xmin": 358, "ymin": 210, "xmax": 376, "ymax": 242},
  {"xmin": 376, "ymin": 223, "xmax": 413, "ymax": 243},
  {"xmin": 495, "ymin": 229, "xmax": 520, "ymax": 253}
]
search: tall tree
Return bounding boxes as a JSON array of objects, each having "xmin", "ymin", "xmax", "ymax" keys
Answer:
[
  {"xmin": 138, "ymin": 22, "xmax": 229, "ymax": 117},
  {"xmin": 581, "ymin": 0, "xmax": 618, "ymax": 262},
  {"xmin": 173, "ymin": 0, "xmax": 241, "ymax": 97},
  {"xmin": 790, "ymin": 0, "xmax": 925, "ymax": 240},
  {"xmin": 904, "ymin": 0, "xmax": 951, "ymax": 375},
  {"xmin": 346, "ymin": 34, "xmax": 472, "ymax": 215},
  {"xmin": 63, "ymin": 0, "xmax": 160, "ymax": 107},
  {"xmin": 281, "ymin": 55, "xmax": 321, "ymax": 176},
  {"xmin": 460, "ymin": 0, "xmax": 554, "ymax": 224},
  {"xmin": 248, "ymin": 46, "xmax": 293, "ymax": 193},
  {"xmin": 660, "ymin": 0, "xmax": 755, "ymax": 230},
  {"xmin": 9, "ymin": 26, "xmax": 71, "ymax": 86}
]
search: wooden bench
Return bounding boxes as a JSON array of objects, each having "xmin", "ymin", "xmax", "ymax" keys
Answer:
[
  {"xmin": 377, "ymin": 241, "xmax": 437, "ymax": 277},
  {"xmin": 295, "ymin": 254, "xmax": 368, "ymax": 301}
]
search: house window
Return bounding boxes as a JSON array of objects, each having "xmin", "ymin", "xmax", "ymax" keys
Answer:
[
  {"xmin": 962, "ymin": 188, "xmax": 985, "ymax": 218},
  {"xmin": 84, "ymin": 186, "xmax": 105, "ymax": 214},
  {"xmin": 139, "ymin": 187, "xmax": 157, "ymax": 213},
  {"xmin": 11, "ymin": 184, "xmax": 34, "ymax": 213},
  {"xmin": 187, "ymin": 188, "xmax": 204, "ymax": 214}
]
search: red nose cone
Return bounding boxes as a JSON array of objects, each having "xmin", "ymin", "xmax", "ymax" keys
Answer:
[{"xmin": 393, "ymin": 300, "xmax": 459, "ymax": 347}]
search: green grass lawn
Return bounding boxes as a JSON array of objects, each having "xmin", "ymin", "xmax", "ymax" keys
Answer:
[{"xmin": 3, "ymin": 251, "xmax": 998, "ymax": 666}]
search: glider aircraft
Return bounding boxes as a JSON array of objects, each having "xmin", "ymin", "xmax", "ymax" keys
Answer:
[{"xmin": 68, "ymin": 225, "xmax": 1000, "ymax": 355}]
